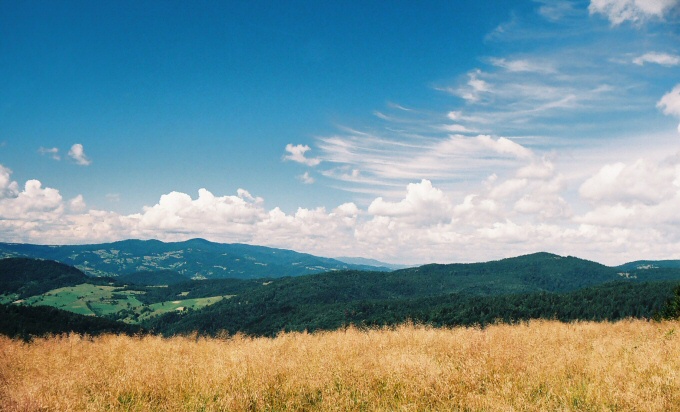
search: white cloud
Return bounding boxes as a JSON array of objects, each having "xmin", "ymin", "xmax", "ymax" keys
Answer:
[
  {"xmin": 283, "ymin": 144, "xmax": 321, "ymax": 167},
  {"xmin": 589, "ymin": 0, "xmax": 679, "ymax": 25},
  {"xmin": 657, "ymin": 84, "xmax": 680, "ymax": 117},
  {"xmin": 315, "ymin": 131, "xmax": 535, "ymax": 196},
  {"xmin": 0, "ymin": 165, "xmax": 19, "ymax": 198},
  {"xmin": 441, "ymin": 124, "xmax": 475, "ymax": 133},
  {"xmin": 490, "ymin": 58, "xmax": 556, "ymax": 74},
  {"xmin": 633, "ymin": 52, "xmax": 680, "ymax": 66},
  {"xmin": 0, "ymin": 179, "xmax": 64, "ymax": 220},
  {"xmin": 68, "ymin": 144, "xmax": 92, "ymax": 166},
  {"xmin": 4, "ymin": 147, "xmax": 680, "ymax": 265},
  {"xmin": 299, "ymin": 171, "xmax": 315, "ymax": 184},
  {"xmin": 69, "ymin": 195, "xmax": 87, "ymax": 213},
  {"xmin": 38, "ymin": 147, "xmax": 60, "ymax": 161},
  {"xmin": 535, "ymin": 0, "xmax": 579, "ymax": 21},
  {"xmin": 477, "ymin": 135, "xmax": 533, "ymax": 159},
  {"xmin": 454, "ymin": 70, "xmax": 491, "ymax": 102},
  {"xmin": 580, "ymin": 155, "xmax": 680, "ymax": 204},
  {"xmin": 367, "ymin": 180, "xmax": 452, "ymax": 224}
]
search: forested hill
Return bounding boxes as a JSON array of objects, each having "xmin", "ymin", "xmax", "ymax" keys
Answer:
[
  {"xmin": 0, "ymin": 258, "xmax": 92, "ymax": 298},
  {"xmin": 0, "ymin": 239, "xmax": 391, "ymax": 279},
  {"xmin": 0, "ymin": 304, "xmax": 143, "ymax": 341},
  {"xmin": 397, "ymin": 252, "xmax": 621, "ymax": 294}
]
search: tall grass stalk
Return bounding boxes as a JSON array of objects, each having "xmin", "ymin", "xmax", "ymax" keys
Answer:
[{"xmin": 1, "ymin": 319, "xmax": 679, "ymax": 411}]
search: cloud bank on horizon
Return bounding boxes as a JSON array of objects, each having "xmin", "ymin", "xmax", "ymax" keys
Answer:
[{"xmin": 1, "ymin": 0, "xmax": 679, "ymax": 265}]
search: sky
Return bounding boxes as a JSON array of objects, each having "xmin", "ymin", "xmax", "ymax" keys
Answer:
[{"xmin": 1, "ymin": 0, "xmax": 680, "ymax": 265}]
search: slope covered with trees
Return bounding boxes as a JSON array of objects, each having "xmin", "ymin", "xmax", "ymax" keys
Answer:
[
  {"xmin": 0, "ymin": 303, "xmax": 143, "ymax": 341},
  {"xmin": 0, "ymin": 258, "xmax": 91, "ymax": 298}
]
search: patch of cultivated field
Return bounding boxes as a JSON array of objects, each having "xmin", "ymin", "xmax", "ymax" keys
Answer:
[
  {"xmin": 21, "ymin": 284, "xmax": 144, "ymax": 316},
  {"xmin": 0, "ymin": 293, "xmax": 18, "ymax": 304},
  {"xmin": 1, "ymin": 319, "xmax": 679, "ymax": 411},
  {"xmin": 137, "ymin": 296, "xmax": 230, "ymax": 322},
  {"xmin": 18, "ymin": 284, "xmax": 227, "ymax": 322}
]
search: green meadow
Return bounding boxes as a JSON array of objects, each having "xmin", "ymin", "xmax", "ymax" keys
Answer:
[{"xmin": 19, "ymin": 284, "xmax": 228, "ymax": 323}]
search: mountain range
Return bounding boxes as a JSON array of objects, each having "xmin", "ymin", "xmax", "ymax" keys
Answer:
[
  {"xmin": 2, "ymin": 241, "xmax": 680, "ymax": 339},
  {"xmin": 0, "ymin": 238, "xmax": 391, "ymax": 279}
]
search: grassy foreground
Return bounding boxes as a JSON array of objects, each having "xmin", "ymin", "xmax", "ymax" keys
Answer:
[{"xmin": 1, "ymin": 320, "xmax": 679, "ymax": 411}]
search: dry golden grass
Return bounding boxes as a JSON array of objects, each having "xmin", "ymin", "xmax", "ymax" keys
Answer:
[{"xmin": 2, "ymin": 319, "xmax": 680, "ymax": 411}]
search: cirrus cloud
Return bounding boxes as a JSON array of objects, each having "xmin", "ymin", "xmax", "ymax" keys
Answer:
[
  {"xmin": 589, "ymin": 0, "xmax": 679, "ymax": 25},
  {"xmin": 633, "ymin": 52, "xmax": 680, "ymax": 66}
]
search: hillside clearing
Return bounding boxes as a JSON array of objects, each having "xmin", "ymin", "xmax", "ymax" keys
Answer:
[
  {"xmin": 16, "ymin": 284, "xmax": 228, "ymax": 322},
  {"xmin": 1, "ymin": 319, "xmax": 679, "ymax": 411}
]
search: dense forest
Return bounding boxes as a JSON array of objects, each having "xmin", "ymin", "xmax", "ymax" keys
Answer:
[
  {"xmin": 0, "ymin": 258, "xmax": 92, "ymax": 298},
  {"xmin": 0, "ymin": 304, "xmax": 143, "ymax": 341},
  {"xmin": 144, "ymin": 280, "xmax": 679, "ymax": 337}
]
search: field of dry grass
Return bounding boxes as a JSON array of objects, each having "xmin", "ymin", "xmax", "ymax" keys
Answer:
[{"xmin": 1, "ymin": 319, "xmax": 679, "ymax": 411}]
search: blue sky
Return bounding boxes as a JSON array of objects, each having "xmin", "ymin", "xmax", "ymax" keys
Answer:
[{"xmin": 1, "ymin": 0, "xmax": 679, "ymax": 265}]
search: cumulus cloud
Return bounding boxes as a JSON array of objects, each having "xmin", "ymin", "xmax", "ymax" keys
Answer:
[
  {"xmin": 580, "ymin": 155, "xmax": 680, "ymax": 204},
  {"xmin": 283, "ymin": 144, "xmax": 321, "ymax": 167},
  {"xmin": 589, "ymin": 0, "xmax": 679, "ymax": 25},
  {"xmin": 0, "ymin": 179, "xmax": 64, "ymax": 220},
  {"xmin": 0, "ymin": 165, "xmax": 19, "ymax": 198},
  {"xmin": 38, "ymin": 147, "xmax": 60, "ymax": 161},
  {"xmin": 575, "ymin": 154, "xmax": 680, "ymax": 236},
  {"xmin": 368, "ymin": 180, "xmax": 452, "ymax": 224},
  {"xmin": 69, "ymin": 195, "xmax": 87, "ymax": 213},
  {"xmin": 4, "ymin": 149, "xmax": 680, "ymax": 265},
  {"xmin": 633, "ymin": 52, "xmax": 680, "ymax": 66},
  {"xmin": 658, "ymin": 84, "xmax": 680, "ymax": 117},
  {"xmin": 68, "ymin": 144, "xmax": 92, "ymax": 166},
  {"xmin": 658, "ymin": 84, "xmax": 680, "ymax": 132}
]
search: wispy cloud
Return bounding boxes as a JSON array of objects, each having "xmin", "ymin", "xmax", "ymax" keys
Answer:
[
  {"xmin": 283, "ymin": 0, "xmax": 679, "ymax": 205},
  {"xmin": 298, "ymin": 171, "xmax": 315, "ymax": 184},
  {"xmin": 489, "ymin": 57, "xmax": 556, "ymax": 74},
  {"xmin": 38, "ymin": 147, "xmax": 60, "ymax": 161},
  {"xmin": 106, "ymin": 193, "xmax": 121, "ymax": 203},
  {"xmin": 589, "ymin": 0, "xmax": 679, "ymax": 25},
  {"xmin": 68, "ymin": 144, "xmax": 91, "ymax": 166},
  {"xmin": 633, "ymin": 52, "xmax": 680, "ymax": 66},
  {"xmin": 535, "ymin": 0, "xmax": 580, "ymax": 21}
]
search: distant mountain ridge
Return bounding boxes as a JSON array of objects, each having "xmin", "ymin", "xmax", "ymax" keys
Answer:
[
  {"xmin": 334, "ymin": 256, "xmax": 409, "ymax": 271},
  {"xmin": 0, "ymin": 239, "xmax": 390, "ymax": 279},
  {"xmin": 616, "ymin": 260, "xmax": 680, "ymax": 271}
]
